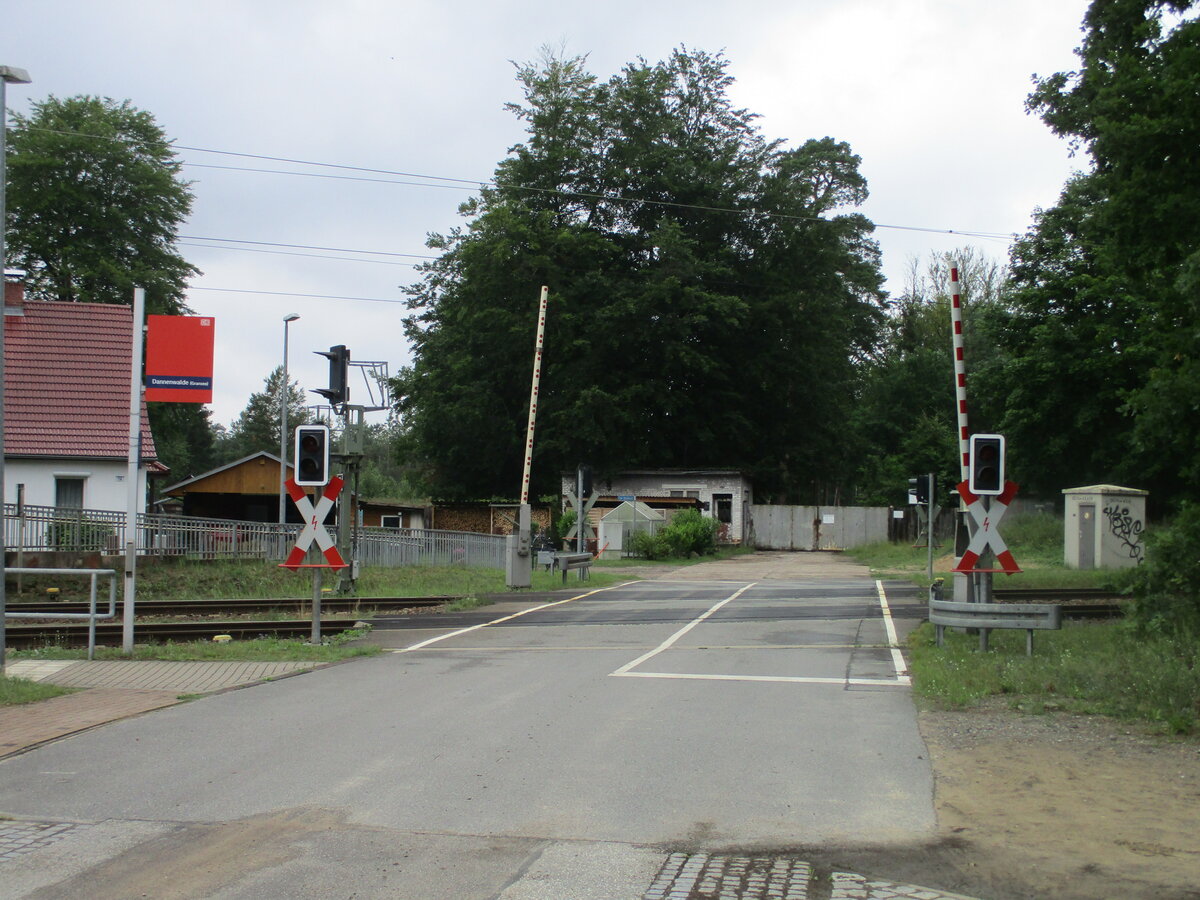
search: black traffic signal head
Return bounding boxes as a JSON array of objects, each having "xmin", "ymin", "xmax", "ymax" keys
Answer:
[
  {"xmin": 294, "ymin": 424, "xmax": 330, "ymax": 486},
  {"xmin": 968, "ymin": 434, "xmax": 1005, "ymax": 495},
  {"xmin": 313, "ymin": 345, "xmax": 350, "ymax": 406},
  {"xmin": 908, "ymin": 474, "xmax": 932, "ymax": 505}
]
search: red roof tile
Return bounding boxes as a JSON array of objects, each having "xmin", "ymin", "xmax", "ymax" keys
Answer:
[{"xmin": 5, "ymin": 300, "xmax": 158, "ymax": 460}]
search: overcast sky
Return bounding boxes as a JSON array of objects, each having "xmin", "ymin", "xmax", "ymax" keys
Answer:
[{"xmin": 4, "ymin": 0, "xmax": 1092, "ymax": 429}]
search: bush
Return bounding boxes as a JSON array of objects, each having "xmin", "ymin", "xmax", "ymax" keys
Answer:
[
  {"xmin": 1128, "ymin": 503, "xmax": 1200, "ymax": 635},
  {"xmin": 629, "ymin": 509, "xmax": 718, "ymax": 560}
]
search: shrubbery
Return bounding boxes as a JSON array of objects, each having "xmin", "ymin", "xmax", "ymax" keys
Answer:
[
  {"xmin": 1128, "ymin": 502, "xmax": 1200, "ymax": 635},
  {"xmin": 629, "ymin": 509, "xmax": 718, "ymax": 560}
]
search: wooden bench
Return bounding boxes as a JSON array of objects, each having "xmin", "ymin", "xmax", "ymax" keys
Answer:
[
  {"xmin": 929, "ymin": 590, "xmax": 1062, "ymax": 656},
  {"xmin": 553, "ymin": 551, "xmax": 593, "ymax": 583}
]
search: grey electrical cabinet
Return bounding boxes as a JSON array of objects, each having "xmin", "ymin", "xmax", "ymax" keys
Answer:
[{"xmin": 1062, "ymin": 484, "xmax": 1148, "ymax": 569}]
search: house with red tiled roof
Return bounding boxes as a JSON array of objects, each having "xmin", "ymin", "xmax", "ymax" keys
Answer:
[{"xmin": 4, "ymin": 273, "xmax": 162, "ymax": 513}]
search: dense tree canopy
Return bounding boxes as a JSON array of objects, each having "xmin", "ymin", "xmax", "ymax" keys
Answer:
[
  {"xmin": 996, "ymin": 0, "xmax": 1200, "ymax": 501},
  {"xmin": 6, "ymin": 95, "xmax": 197, "ymax": 314},
  {"xmin": 393, "ymin": 48, "xmax": 884, "ymax": 501},
  {"xmin": 853, "ymin": 249, "xmax": 1009, "ymax": 506}
]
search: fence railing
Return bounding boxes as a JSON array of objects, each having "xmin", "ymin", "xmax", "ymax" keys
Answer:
[{"xmin": 3, "ymin": 503, "xmax": 508, "ymax": 570}]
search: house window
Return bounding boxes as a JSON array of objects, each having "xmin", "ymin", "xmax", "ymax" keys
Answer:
[
  {"xmin": 668, "ymin": 489, "xmax": 700, "ymax": 498},
  {"xmin": 55, "ymin": 477, "xmax": 85, "ymax": 509},
  {"xmin": 381, "ymin": 515, "xmax": 402, "ymax": 528}
]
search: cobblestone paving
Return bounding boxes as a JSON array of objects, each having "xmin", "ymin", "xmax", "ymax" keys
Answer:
[
  {"xmin": 643, "ymin": 854, "xmax": 979, "ymax": 900},
  {"xmin": 0, "ymin": 821, "xmax": 86, "ymax": 862},
  {"xmin": 644, "ymin": 853, "xmax": 812, "ymax": 899}
]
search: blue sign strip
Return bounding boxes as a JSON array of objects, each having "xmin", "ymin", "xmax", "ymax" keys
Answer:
[{"xmin": 147, "ymin": 375, "xmax": 213, "ymax": 390}]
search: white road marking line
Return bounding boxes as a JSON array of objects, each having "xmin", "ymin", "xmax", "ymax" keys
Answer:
[
  {"xmin": 610, "ymin": 580, "xmax": 912, "ymax": 687},
  {"xmin": 611, "ymin": 583, "xmax": 756, "ymax": 675},
  {"xmin": 386, "ymin": 583, "xmax": 630, "ymax": 653},
  {"xmin": 875, "ymin": 579, "xmax": 911, "ymax": 682},
  {"xmin": 612, "ymin": 671, "xmax": 910, "ymax": 687}
]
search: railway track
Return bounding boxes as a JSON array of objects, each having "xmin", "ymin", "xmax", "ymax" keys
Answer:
[
  {"xmin": 3, "ymin": 596, "xmax": 454, "ymax": 649},
  {"xmin": 4, "ymin": 596, "xmax": 452, "ymax": 617},
  {"xmin": 990, "ymin": 586, "xmax": 1125, "ymax": 619}
]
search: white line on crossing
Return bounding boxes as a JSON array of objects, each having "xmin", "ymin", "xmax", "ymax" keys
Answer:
[
  {"xmin": 609, "ymin": 580, "xmax": 912, "ymax": 687},
  {"xmin": 387, "ymin": 582, "xmax": 633, "ymax": 654},
  {"xmin": 611, "ymin": 583, "xmax": 757, "ymax": 675}
]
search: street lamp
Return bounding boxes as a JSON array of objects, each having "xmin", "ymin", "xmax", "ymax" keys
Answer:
[
  {"xmin": 278, "ymin": 313, "xmax": 300, "ymax": 525},
  {"xmin": 0, "ymin": 65, "xmax": 31, "ymax": 672}
]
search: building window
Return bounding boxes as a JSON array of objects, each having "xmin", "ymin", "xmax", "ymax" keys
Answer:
[
  {"xmin": 55, "ymin": 477, "xmax": 85, "ymax": 509},
  {"xmin": 668, "ymin": 489, "xmax": 700, "ymax": 498},
  {"xmin": 381, "ymin": 515, "xmax": 402, "ymax": 528}
]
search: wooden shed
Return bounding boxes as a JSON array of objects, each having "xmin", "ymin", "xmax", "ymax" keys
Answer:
[{"xmin": 160, "ymin": 452, "xmax": 299, "ymax": 522}]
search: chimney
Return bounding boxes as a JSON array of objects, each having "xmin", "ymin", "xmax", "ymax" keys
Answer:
[{"xmin": 4, "ymin": 270, "xmax": 25, "ymax": 316}]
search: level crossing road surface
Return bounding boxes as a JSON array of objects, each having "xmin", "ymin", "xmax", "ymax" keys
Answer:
[{"xmin": 0, "ymin": 554, "xmax": 949, "ymax": 900}]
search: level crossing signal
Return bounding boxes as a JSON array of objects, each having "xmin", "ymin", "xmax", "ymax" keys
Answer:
[
  {"xmin": 968, "ymin": 434, "xmax": 1005, "ymax": 496},
  {"xmin": 907, "ymin": 474, "xmax": 932, "ymax": 505},
  {"xmin": 295, "ymin": 425, "xmax": 330, "ymax": 486}
]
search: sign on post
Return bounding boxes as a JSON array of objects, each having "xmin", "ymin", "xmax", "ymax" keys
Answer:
[
  {"xmin": 280, "ymin": 476, "xmax": 348, "ymax": 570},
  {"xmin": 144, "ymin": 315, "xmax": 215, "ymax": 402},
  {"xmin": 952, "ymin": 479, "xmax": 1021, "ymax": 574}
]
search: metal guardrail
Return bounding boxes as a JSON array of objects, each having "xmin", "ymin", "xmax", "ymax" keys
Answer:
[
  {"xmin": 3, "ymin": 503, "xmax": 508, "ymax": 570},
  {"xmin": 928, "ymin": 580, "xmax": 1062, "ymax": 656},
  {"xmin": 4, "ymin": 567, "xmax": 118, "ymax": 659},
  {"xmin": 553, "ymin": 551, "xmax": 593, "ymax": 583}
]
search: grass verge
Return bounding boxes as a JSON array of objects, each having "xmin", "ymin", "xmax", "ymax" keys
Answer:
[
  {"xmin": 10, "ymin": 627, "xmax": 382, "ymax": 664},
  {"xmin": 909, "ymin": 619, "xmax": 1200, "ymax": 735},
  {"xmin": 848, "ymin": 512, "xmax": 1134, "ymax": 592},
  {"xmin": 0, "ymin": 675, "xmax": 75, "ymax": 707}
]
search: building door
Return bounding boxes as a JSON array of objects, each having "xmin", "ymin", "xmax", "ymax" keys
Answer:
[
  {"xmin": 713, "ymin": 494, "xmax": 733, "ymax": 524},
  {"xmin": 1079, "ymin": 504, "xmax": 1095, "ymax": 569}
]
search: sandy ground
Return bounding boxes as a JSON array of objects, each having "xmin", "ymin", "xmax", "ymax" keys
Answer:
[{"xmin": 916, "ymin": 702, "xmax": 1200, "ymax": 900}]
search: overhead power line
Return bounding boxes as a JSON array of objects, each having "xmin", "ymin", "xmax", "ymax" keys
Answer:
[
  {"xmin": 30, "ymin": 125, "xmax": 1018, "ymax": 242},
  {"xmin": 188, "ymin": 286, "xmax": 408, "ymax": 304}
]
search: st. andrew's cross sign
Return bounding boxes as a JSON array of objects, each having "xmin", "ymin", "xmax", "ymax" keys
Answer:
[
  {"xmin": 280, "ymin": 476, "xmax": 348, "ymax": 570},
  {"xmin": 952, "ymin": 479, "xmax": 1022, "ymax": 575}
]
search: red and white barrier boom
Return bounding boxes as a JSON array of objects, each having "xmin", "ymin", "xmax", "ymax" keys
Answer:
[{"xmin": 952, "ymin": 480, "xmax": 1022, "ymax": 574}]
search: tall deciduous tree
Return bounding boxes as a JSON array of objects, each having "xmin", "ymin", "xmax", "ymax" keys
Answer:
[
  {"xmin": 6, "ymin": 95, "xmax": 197, "ymax": 314},
  {"xmin": 394, "ymin": 48, "xmax": 884, "ymax": 501},
  {"xmin": 998, "ymin": 0, "xmax": 1200, "ymax": 500},
  {"xmin": 852, "ymin": 249, "xmax": 1009, "ymax": 505},
  {"xmin": 219, "ymin": 367, "xmax": 310, "ymax": 463}
]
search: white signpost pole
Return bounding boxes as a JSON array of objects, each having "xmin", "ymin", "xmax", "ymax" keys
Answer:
[{"xmin": 122, "ymin": 287, "xmax": 146, "ymax": 655}]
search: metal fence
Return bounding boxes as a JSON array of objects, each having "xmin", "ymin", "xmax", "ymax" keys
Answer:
[
  {"xmin": 356, "ymin": 526, "xmax": 507, "ymax": 569},
  {"xmin": 2, "ymin": 503, "xmax": 507, "ymax": 569}
]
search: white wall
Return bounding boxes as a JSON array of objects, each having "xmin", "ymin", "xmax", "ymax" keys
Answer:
[
  {"xmin": 5, "ymin": 458, "xmax": 151, "ymax": 513},
  {"xmin": 560, "ymin": 471, "xmax": 752, "ymax": 542}
]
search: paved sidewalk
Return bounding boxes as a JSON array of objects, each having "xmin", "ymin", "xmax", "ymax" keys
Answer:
[{"xmin": 1, "ymin": 659, "xmax": 321, "ymax": 758}]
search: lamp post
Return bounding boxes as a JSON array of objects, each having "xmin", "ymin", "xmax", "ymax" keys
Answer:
[
  {"xmin": 0, "ymin": 65, "xmax": 32, "ymax": 671},
  {"xmin": 278, "ymin": 313, "xmax": 300, "ymax": 525}
]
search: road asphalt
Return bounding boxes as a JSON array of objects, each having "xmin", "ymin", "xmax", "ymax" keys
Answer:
[{"xmin": 0, "ymin": 551, "xmax": 980, "ymax": 900}]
